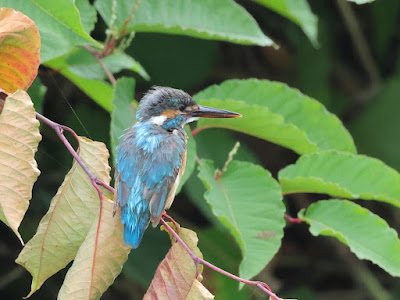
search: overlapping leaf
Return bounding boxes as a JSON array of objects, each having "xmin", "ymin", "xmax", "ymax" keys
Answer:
[
  {"xmin": 2, "ymin": 0, "xmax": 100, "ymax": 62},
  {"xmin": 46, "ymin": 55, "xmax": 114, "ymax": 111},
  {"xmin": 66, "ymin": 47, "xmax": 149, "ymax": 81},
  {"xmin": 347, "ymin": 0, "xmax": 374, "ymax": 4},
  {"xmin": 16, "ymin": 137, "xmax": 111, "ymax": 297},
  {"xmin": 198, "ymin": 159, "xmax": 285, "ymax": 281},
  {"xmin": 300, "ymin": 200, "xmax": 400, "ymax": 276},
  {"xmin": 110, "ymin": 77, "xmax": 136, "ymax": 162},
  {"xmin": 75, "ymin": 0, "xmax": 97, "ymax": 34},
  {"xmin": 252, "ymin": 0, "xmax": 318, "ymax": 46},
  {"xmin": 95, "ymin": 0, "xmax": 274, "ymax": 47},
  {"xmin": 58, "ymin": 197, "xmax": 131, "ymax": 300},
  {"xmin": 0, "ymin": 8, "xmax": 40, "ymax": 93},
  {"xmin": 0, "ymin": 90, "xmax": 41, "ymax": 243},
  {"xmin": 279, "ymin": 150, "xmax": 400, "ymax": 207},
  {"xmin": 194, "ymin": 79, "xmax": 356, "ymax": 155},
  {"xmin": 144, "ymin": 225, "xmax": 213, "ymax": 300}
]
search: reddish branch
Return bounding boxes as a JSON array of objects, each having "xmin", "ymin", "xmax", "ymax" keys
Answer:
[
  {"xmin": 284, "ymin": 214, "xmax": 303, "ymax": 224},
  {"xmin": 35, "ymin": 112, "xmax": 283, "ymax": 300}
]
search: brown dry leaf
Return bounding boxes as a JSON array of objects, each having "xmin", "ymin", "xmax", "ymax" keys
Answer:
[
  {"xmin": 0, "ymin": 8, "xmax": 40, "ymax": 93},
  {"xmin": 0, "ymin": 89, "xmax": 41, "ymax": 243},
  {"xmin": 58, "ymin": 196, "xmax": 131, "ymax": 300},
  {"xmin": 144, "ymin": 226, "xmax": 214, "ymax": 300},
  {"xmin": 16, "ymin": 137, "xmax": 111, "ymax": 298}
]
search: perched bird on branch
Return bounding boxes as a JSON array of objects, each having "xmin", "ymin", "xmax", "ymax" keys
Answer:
[{"xmin": 114, "ymin": 86, "xmax": 241, "ymax": 248}]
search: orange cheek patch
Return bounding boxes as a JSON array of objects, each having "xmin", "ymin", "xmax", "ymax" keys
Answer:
[{"xmin": 161, "ymin": 110, "xmax": 179, "ymax": 118}]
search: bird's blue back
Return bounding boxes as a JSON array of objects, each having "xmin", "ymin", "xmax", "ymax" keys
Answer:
[{"xmin": 115, "ymin": 122, "xmax": 186, "ymax": 248}]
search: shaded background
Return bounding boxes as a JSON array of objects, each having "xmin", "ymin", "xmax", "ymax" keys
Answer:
[{"xmin": 1, "ymin": 0, "xmax": 400, "ymax": 299}]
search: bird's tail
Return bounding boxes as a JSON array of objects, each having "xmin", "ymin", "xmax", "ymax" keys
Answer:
[{"xmin": 121, "ymin": 208, "xmax": 150, "ymax": 249}]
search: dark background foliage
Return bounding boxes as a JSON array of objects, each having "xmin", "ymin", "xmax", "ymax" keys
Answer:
[{"xmin": 1, "ymin": 1, "xmax": 400, "ymax": 299}]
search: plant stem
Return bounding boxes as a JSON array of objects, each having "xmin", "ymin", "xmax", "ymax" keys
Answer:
[
  {"xmin": 35, "ymin": 112, "xmax": 113, "ymax": 194},
  {"xmin": 160, "ymin": 218, "xmax": 282, "ymax": 300},
  {"xmin": 284, "ymin": 214, "xmax": 303, "ymax": 224},
  {"xmin": 36, "ymin": 112, "xmax": 283, "ymax": 300},
  {"xmin": 83, "ymin": 45, "xmax": 117, "ymax": 86},
  {"xmin": 336, "ymin": 0, "xmax": 381, "ymax": 96}
]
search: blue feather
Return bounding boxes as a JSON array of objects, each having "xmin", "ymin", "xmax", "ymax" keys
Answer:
[{"xmin": 115, "ymin": 122, "xmax": 186, "ymax": 248}]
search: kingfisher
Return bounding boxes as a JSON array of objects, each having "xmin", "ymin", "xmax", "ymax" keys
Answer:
[{"xmin": 114, "ymin": 86, "xmax": 241, "ymax": 248}]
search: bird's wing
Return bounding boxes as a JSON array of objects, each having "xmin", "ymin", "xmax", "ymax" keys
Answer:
[{"xmin": 114, "ymin": 124, "xmax": 186, "ymax": 247}]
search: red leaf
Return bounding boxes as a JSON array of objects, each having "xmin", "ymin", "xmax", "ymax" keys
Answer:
[{"xmin": 0, "ymin": 8, "xmax": 40, "ymax": 93}]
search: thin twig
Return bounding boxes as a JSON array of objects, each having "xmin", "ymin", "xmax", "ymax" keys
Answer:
[
  {"xmin": 83, "ymin": 45, "xmax": 117, "ymax": 86},
  {"xmin": 119, "ymin": 0, "xmax": 143, "ymax": 38},
  {"xmin": 35, "ymin": 112, "xmax": 113, "ymax": 194},
  {"xmin": 36, "ymin": 112, "xmax": 282, "ymax": 300},
  {"xmin": 284, "ymin": 214, "xmax": 303, "ymax": 224},
  {"xmin": 336, "ymin": 0, "xmax": 381, "ymax": 101},
  {"xmin": 160, "ymin": 218, "xmax": 283, "ymax": 300}
]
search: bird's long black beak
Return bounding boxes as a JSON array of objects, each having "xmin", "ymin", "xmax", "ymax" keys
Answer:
[{"xmin": 192, "ymin": 105, "xmax": 242, "ymax": 118}]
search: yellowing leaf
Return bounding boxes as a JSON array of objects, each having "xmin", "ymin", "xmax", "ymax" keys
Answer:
[
  {"xmin": 0, "ymin": 8, "xmax": 40, "ymax": 93},
  {"xmin": 58, "ymin": 197, "xmax": 131, "ymax": 300},
  {"xmin": 16, "ymin": 137, "xmax": 111, "ymax": 297},
  {"xmin": 144, "ymin": 226, "xmax": 214, "ymax": 300},
  {"xmin": 0, "ymin": 89, "xmax": 41, "ymax": 243}
]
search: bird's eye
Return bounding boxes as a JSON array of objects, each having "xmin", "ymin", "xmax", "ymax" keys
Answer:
[{"xmin": 178, "ymin": 105, "xmax": 185, "ymax": 112}]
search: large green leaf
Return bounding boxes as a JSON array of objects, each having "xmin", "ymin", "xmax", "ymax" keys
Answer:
[
  {"xmin": 194, "ymin": 79, "xmax": 356, "ymax": 155},
  {"xmin": 300, "ymin": 200, "xmax": 400, "ymax": 276},
  {"xmin": 279, "ymin": 150, "xmax": 400, "ymax": 207},
  {"xmin": 198, "ymin": 159, "xmax": 285, "ymax": 281},
  {"xmin": 110, "ymin": 77, "xmax": 136, "ymax": 162},
  {"xmin": 75, "ymin": 0, "xmax": 97, "ymax": 34},
  {"xmin": 2, "ymin": 0, "xmax": 100, "ymax": 62},
  {"xmin": 46, "ymin": 54, "xmax": 114, "ymax": 111},
  {"xmin": 66, "ymin": 47, "xmax": 149, "ymax": 81},
  {"xmin": 252, "ymin": 0, "xmax": 318, "ymax": 46},
  {"xmin": 350, "ymin": 77, "xmax": 400, "ymax": 171},
  {"xmin": 95, "ymin": 0, "xmax": 274, "ymax": 47},
  {"xmin": 16, "ymin": 137, "xmax": 111, "ymax": 297}
]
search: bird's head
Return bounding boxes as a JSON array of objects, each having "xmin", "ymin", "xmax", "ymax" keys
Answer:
[{"xmin": 136, "ymin": 86, "xmax": 241, "ymax": 131}]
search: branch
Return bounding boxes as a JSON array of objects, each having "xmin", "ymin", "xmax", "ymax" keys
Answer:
[
  {"xmin": 36, "ymin": 113, "xmax": 283, "ymax": 300},
  {"xmin": 284, "ymin": 214, "xmax": 303, "ymax": 224},
  {"xmin": 35, "ymin": 112, "xmax": 113, "ymax": 195},
  {"xmin": 336, "ymin": 0, "xmax": 381, "ymax": 100},
  {"xmin": 83, "ymin": 45, "xmax": 117, "ymax": 86},
  {"xmin": 160, "ymin": 218, "xmax": 283, "ymax": 300}
]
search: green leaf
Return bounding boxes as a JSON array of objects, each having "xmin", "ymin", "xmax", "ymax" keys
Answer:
[
  {"xmin": 176, "ymin": 127, "xmax": 197, "ymax": 194},
  {"xmin": 110, "ymin": 77, "xmax": 136, "ymax": 162},
  {"xmin": 198, "ymin": 159, "xmax": 285, "ymax": 281},
  {"xmin": 279, "ymin": 150, "xmax": 400, "ymax": 208},
  {"xmin": 45, "ymin": 54, "xmax": 114, "ymax": 111},
  {"xmin": 194, "ymin": 79, "xmax": 356, "ymax": 155},
  {"xmin": 2, "ymin": 0, "xmax": 100, "ymax": 62},
  {"xmin": 95, "ymin": 0, "xmax": 274, "ymax": 47},
  {"xmin": 300, "ymin": 200, "xmax": 400, "ymax": 276},
  {"xmin": 253, "ymin": 0, "xmax": 318, "ymax": 46},
  {"xmin": 75, "ymin": 0, "xmax": 97, "ymax": 34},
  {"xmin": 66, "ymin": 47, "xmax": 149, "ymax": 81},
  {"xmin": 16, "ymin": 137, "xmax": 111, "ymax": 297},
  {"xmin": 27, "ymin": 77, "xmax": 47, "ymax": 114},
  {"xmin": 350, "ymin": 77, "xmax": 400, "ymax": 171}
]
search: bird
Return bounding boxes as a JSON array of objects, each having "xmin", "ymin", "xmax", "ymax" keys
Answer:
[{"xmin": 114, "ymin": 86, "xmax": 241, "ymax": 248}]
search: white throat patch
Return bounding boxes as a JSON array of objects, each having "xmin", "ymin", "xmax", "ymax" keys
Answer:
[
  {"xmin": 149, "ymin": 115, "xmax": 167, "ymax": 125},
  {"xmin": 185, "ymin": 117, "xmax": 199, "ymax": 124}
]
